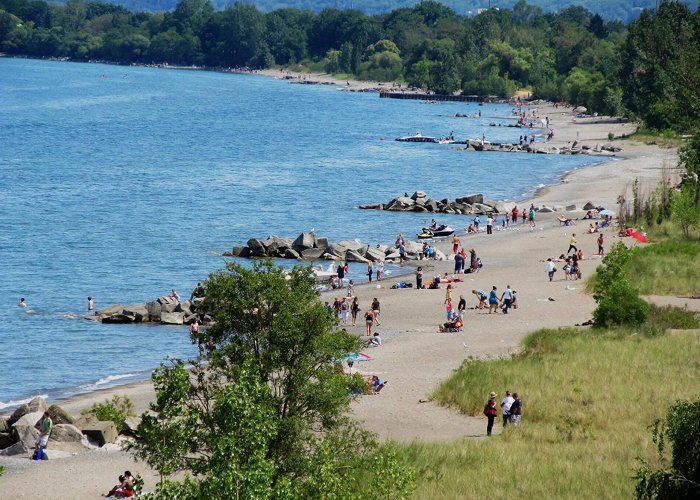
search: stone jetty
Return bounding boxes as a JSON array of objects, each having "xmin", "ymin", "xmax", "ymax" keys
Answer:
[
  {"xmin": 223, "ymin": 231, "xmax": 446, "ymax": 263},
  {"xmin": 359, "ymin": 191, "xmax": 512, "ymax": 216},
  {"xmin": 0, "ymin": 396, "xmax": 137, "ymax": 457},
  {"xmin": 87, "ymin": 296, "xmax": 207, "ymax": 325}
]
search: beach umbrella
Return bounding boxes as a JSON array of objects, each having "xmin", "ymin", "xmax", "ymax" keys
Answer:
[
  {"xmin": 599, "ymin": 209, "xmax": 615, "ymax": 217},
  {"xmin": 629, "ymin": 231, "xmax": 648, "ymax": 243}
]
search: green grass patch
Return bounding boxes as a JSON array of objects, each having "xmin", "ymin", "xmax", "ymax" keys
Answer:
[
  {"xmin": 394, "ymin": 328, "xmax": 700, "ymax": 499},
  {"xmin": 624, "ymin": 239, "xmax": 700, "ymax": 295},
  {"xmin": 627, "ymin": 129, "xmax": 683, "ymax": 148}
]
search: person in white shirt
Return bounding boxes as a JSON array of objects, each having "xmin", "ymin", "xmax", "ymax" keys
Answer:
[
  {"xmin": 486, "ymin": 216, "xmax": 494, "ymax": 235},
  {"xmin": 501, "ymin": 390, "xmax": 515, "ymax": 427},
  {"xmin": 546, "ymin": 258, "xmax": 557, "ymax": 281},
  {"xmin": 500, "ymin": 285, "xmax": 514, "ymax": 314}
]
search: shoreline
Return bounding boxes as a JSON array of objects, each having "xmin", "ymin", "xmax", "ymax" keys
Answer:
[{"xmin": 0, "ymin": 96, "xmax": 674, "ymax": 415}]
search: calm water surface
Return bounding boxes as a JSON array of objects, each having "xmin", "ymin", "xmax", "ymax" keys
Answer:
[{"xmin": 0, "ymin": 58, "xmax": 602, "ymax": 406}]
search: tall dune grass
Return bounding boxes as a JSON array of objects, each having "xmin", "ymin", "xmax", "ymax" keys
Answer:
[
  {"xmin": 393, "ymin": 328, "xmax": 700, "ymax": 499},
  {"xmin": 624, "ymin": 240, "xmax": 700, "ymax": 295}
]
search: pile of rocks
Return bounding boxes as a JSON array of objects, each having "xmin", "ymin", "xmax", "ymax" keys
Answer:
[
  {"xmin": 359, "ymin": 192, "xmax": 511, "ymax": 216},
  {"xmin": 88, "ymin": 296, "xmax": 207, "ymax": 326},
  {"xmin": 224, "ymin": 231, "xmax": 446, "ymax": 263},
  {"xmin": 0, "ymin": 396, "xmax": 138, "ymax": 458}
]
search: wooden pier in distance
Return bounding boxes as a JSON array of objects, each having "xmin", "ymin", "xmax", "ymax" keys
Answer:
[{"xmin": 379, "ymin": 92, "xmax": 484, "ymax": 103}]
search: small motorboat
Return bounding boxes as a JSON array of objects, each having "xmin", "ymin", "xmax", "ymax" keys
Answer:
[
  {"xmin": 417, "ymin": 225, "xmax": 454, "ymax": 239},
  {"xmin": 396, "ymin": 131, "xmax": 437, "ymax": 143}
]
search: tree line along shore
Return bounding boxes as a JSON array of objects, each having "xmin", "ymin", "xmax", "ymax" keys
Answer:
[{"xmin": 2, "ymin": 0, "xmax": 700, "ymax": 133}]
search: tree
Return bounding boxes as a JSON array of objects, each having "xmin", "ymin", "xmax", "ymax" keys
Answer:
[
  {"xmin": 131, "ymin": 260, "xmax": 413, "ymax": 498},
  {"xmin": 670, "ymin": 185, "xmax": 699, "ymax": 238},
  {"xmin": 591, "ymin": 242, "xmax": 649, "ymax": 327},
  {"xmin": 635, "ymin": 399, "xmax": 700, "ymax": 499}
]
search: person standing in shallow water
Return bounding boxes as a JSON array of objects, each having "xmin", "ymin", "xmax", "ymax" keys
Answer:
[
  {"xmin": 367, "ymin": 261, "xmax": 373, "ymax": 283},
  {"xmin": 87, "ymin": 296, "xmax": 94, "ymax": 312}
]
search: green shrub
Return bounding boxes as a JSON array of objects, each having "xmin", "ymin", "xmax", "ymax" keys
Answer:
[
  {"xmin": 646, "ymin": 305, "xmax": 700, "ymax": 330},
  {"xmin": 593, "ymin": 281, "xmax": 650, "ymax": 328},
  {"xmin": 83, "ymin": 395, "xmax": 135, "ymax": 432}
]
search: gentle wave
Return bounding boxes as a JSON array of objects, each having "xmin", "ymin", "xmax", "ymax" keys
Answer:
[{"xmin": 0, "ymin": 394, "xmax": 49, "ymax": 410}]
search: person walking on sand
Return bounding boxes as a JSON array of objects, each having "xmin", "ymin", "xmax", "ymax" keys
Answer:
[
  {"xmin": 509, "ymin": 393, "xmax": 523, "ymax": 426},
  {"xmin": 484, "ymin": 392, "xmax": 498, "ymax": 436},
  {"xmin": 597, "ymin": 233, "xmax": 605, "ymax": 255},
  {"xmin": 367, "ymin": 261, "xmax": 373, "ymax": 283},
  {"xmin": 371, "ymin": 297, "xmax": 381, "ymax": 325},
  {"xmin": 500, "ymin": 285, "xmax": 514, "ymax": 314},
  {"xmin": 529, "ymin": 208, "xmax": 536, "ymax": 227},
  {"xmin": 364, "ymin": 308, "xmax": 375, "ymax": 336},
  {"xmin": 351, "ymin": 297, "xmax": 360, "ymax": 326},
  {"xmin": 512, "ymin": 205, "xmax": 519, "ymax": 224},
  {"xmin": 416, "ymin": 266, "xmax": 423, "ymax": 289},
  {"xmin": 501, "ymin": 390, "xmax": 514, "ymax": 427},
  {"xmin": 488, "ymin": 286, "xmax": 499, "ymax": 314},
  {"xmin": 340, "ymin": 297, "xmax": 349, "ymax": 325},
  {"xmin": 567, "ymin": 233, "xmax": 577, "ymax": 254},
  {"xmin": 452, "ymin": 234, "xmax": 460, "ymax": 253},
  {"xmin": 445, "ymin": 284, "xmax": 453, "ymax": 304},
  {"xmin": 546, "ymin": 258, "xmax": 557, "ymax": 281}
]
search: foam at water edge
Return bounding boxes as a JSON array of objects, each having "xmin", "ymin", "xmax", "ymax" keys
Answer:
[{"xmin": 0, "ymin": 394, "xmax": 49, "ymax": 410}]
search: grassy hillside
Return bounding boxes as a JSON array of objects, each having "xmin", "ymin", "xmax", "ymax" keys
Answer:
[
  {"xmin": 79, "ymin": 0, "xmax": 699, "ymax": 23},
  {"xmin": 395, "ymin": 316, "xmax": 700, "ymax": 498}
]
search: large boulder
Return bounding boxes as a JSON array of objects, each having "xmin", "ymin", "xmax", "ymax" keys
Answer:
[
  {"xmin": 146, "ymin": 300, "xmax": 162, "ymax": 322},
  {"xmin": 292, "ymin": 231, "xmax": 316, "ymax": 251},
  {"xmin": 80, "ymin": 420, "xmax": 118, "ymax": 446},
  {"xmin": 473, "ymin": 203, "xmax": 495, "ymax": 214},
  {"xmin": 50, "ymin": 424, "xmax": 87, "ymax": 445},
  {"xmin": 301, "ymin": 248, "xmax": 325, "ymax": 260},
  {"xmin": 161, "ymin": 312, "xmax": 185, "ymax": 325},
  {"xmin": 326, "ymin": 243, "xmax": 348, "ymax": 259},
  {"xmin": 47, "ymin": 404, "xmax": 75, "ymax": 425},
  {"xmin": 495, "ymin": 201, "xmax": 516, "ymax": 214},
  {"xmin": 565, "ymin": 204, "xmax": 577, "ymax": 211},
  {"xmin": 28, "ymin": 397, "xmax": 48, "ymax": 414},
  {"xmin": 12, "ymin": 411, "xmax": 43, "ymax": 430},
  {"xmin": 247, "ymin": 238, "xmax": 267, "ymax": 257},
  {"xmin": 395, "ymin": 196, "xmax": 414, "ymax": 206},
  {"xmin": 424, "ymin": 199, "xmax": 439, "ymax": 212},
  {"xmin": 410, "ymin": 190, "xmax": 427, "ymax": 200},
  {"xmin": 122, "ymin": 304, "xmax": 148, "ymax": 322},
  {"xmin": 102, "ymin": 313, "xmax": 137, "ymax": 324},
  {"xmin": 338, "ymin": 240, "xmax": 364, "ymax": 252},
  {"xmin": 228, "ymin": 246, "xmax": 251, "ymax": 258},
  {"xmin": 583, "ymin": 201, "xmax": 596, "ymax": 210},
  {"xmin": 457, "ymin": 194, "xmax": 484, "ymax": 205},
  {"xmin": 365, "ymin": 247, "xmax": 385, "ymax": 262},
  {"xmin": 0, "ymin": 441, "xmax": 28, "ymax": 456},
  {"xmin": 284, "ymin": 248, "xmax": 301, "ymax": 260},
  {"xmin": 7, "ymin": 404, "xmax": 30, "ymax": 426},
  {"xmin": 11, "ymin": 423, "xmax": 38, "ymax": 449},
  {"xmin": 122, "ymin": 417, "xmax": 142, "ymax": 437},
  {"xmin": 538, "ymin": 206, "xmax": 554, "ymax": 213},
  {"xmin": 94, "ymin": 304, "xmax": 126, "ymax": 318},
  {"xmin": 346, "ymin": 250, "xmax": 369, "ymax": 263},
  {"xmin": 411, "ymin": 205, "xmax": 428, "ymax": 212},
  {"xmin": 157, "ymin": 296, "xmax": 179, "ymax": 313},
  {"xmin": 359, "ymin": 204, "xmax": 382, "ymax": 210},
  {"xmin": 0, "ymin": 431, "xmax": 14, "ymax": 449},
  {"xmin": 315, "ymin": 237, "xmax": 329, "ymax": 250}
]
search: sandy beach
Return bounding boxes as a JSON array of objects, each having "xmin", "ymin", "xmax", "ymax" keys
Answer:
[{"xmin": 0, "ymin": 93, "xmax": 684, "ymax": 498}]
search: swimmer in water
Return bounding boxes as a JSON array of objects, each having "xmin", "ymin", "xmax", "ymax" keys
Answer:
[{"xmin": 18, "ymin": 298, "xmax": 27, "ymax": 307}]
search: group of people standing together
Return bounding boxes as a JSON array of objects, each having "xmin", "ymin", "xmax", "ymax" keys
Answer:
[
  {"xmin": 327, "ymin": 296, "xmax": 382, "ymax": 337},
  {"xmin": 483, "ymin": 390, "xmax": 523, "ymax": 436}
]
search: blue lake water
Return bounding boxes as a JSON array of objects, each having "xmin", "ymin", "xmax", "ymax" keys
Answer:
[{"xmin": 0, "ymin": 58, "xmax": 603, "ymax": 407}]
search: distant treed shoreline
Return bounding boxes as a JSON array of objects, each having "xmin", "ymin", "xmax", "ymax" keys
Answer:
[{"xmin": 1, "ymin": 0, "xmax": 699, "ymax": 131}]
